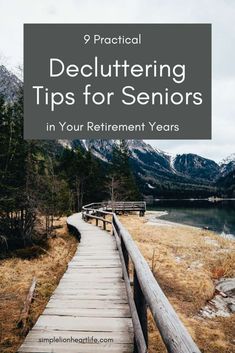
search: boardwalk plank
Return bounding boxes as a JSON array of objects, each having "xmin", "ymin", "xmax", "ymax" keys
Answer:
[
  {"xmin": 58, "ymin": 281, "xmax": 125, "ymax": 287},
  {"xmin": 52, "ymin": 293, "xmax": 127, "ymax": 299},
  {"xmin": 60, "ymin": 277, "xmax": 123, "ymax": 283},
  {"xmin": 35, "ymin": 315, "xmax": 133, "ymax": 332},
  {"xmin": 18, "ymin": 344, "xmax": 133, "ymax": 353},
  {"xmin": 43, "ymin": 307, "xmax": 131, "ymax": 317},
  {"xmin": 21, "ymin": 330, "xmax": 133, "ymax": 343},
  {"xmin": 47, "ymin": 300, "xmax": 130, "ymax": 309}
]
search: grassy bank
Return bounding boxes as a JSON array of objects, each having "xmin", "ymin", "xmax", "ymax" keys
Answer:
[
  {"xmin": 119, "ymin": 213, "xmax": 235, "ymax": 353},
  {"xmin": 0, "ymin": 218, "xmax": 77, "ymax": 353}
]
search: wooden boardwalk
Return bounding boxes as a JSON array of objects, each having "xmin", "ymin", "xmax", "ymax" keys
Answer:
[{"xmin": 18, "ymin": 213, "xmax": 134, "ymax": 353}]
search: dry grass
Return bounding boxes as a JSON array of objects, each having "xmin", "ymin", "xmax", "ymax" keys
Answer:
[
  {"xmin": 0, "ymin": 218, "xmax": 77, "ymax": 353},
  {"xmin": 210, "ymin": 252, "xmax": 235, "ymax": 279},
  {"xmin": 119, "ymin": 214, "xmax": 235, "ymax": 353}
]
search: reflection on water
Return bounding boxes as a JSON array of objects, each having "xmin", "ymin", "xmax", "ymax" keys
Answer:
[{"xmin": 150, "ymin": 200, "xmax": 235, "ymax": 238}]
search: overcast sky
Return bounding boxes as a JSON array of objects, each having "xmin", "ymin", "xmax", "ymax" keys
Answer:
[{"xmin": 0, "ymin": 0, "xmax": 234, "ymax": 162}]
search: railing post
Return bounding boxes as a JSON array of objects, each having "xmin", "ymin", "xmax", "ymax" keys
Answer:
[
  {"xmin": 134, "ymin": 269, "xmax": 148, "ymax": 348},
  {"xmin": 103, "ymin": 214, "xmax": 106, "ymax": 230},
  {"xmin": 121, "ymin": 237, "xmax": 129, "ymax": 277}
]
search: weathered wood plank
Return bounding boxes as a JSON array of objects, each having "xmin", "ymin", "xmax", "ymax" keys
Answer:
[
  {"xmin": 70, "ymin": 257, "xmax": 120, "ymax": 262},
  {"xmin": 57, "ymin": 282, "xmax": 126, "ymax": 289},
  {"xmin": 60, "ymin": 276, "xmax": 123, "ymax": 282},
  {"xmin": 46, "ymin": 300, "xmax": 130, "ymax": 309},
  {"xmin": 51, "ymin": 294, "xmax": 128, "ymax": 300},
  {"xmin": 35, "ymin": 315, "xmax": 134, "ymax": 332},
  {"xmin": 43, "ymin": 307, "xmax": 131, "ymax": 317},
  {"xmin": 64, "ymin": 270, "xmax": 122, "ymax": 276},
  {"xmin": 22, "ymin": 329, "xmax": 133, "ymax": 343},
  {"xmin": 55, "ymin": 288, "xmax": 126, "ymax": 294},
  {"xmin": 68, "ymin": 264, "xmax": 121, "ymax": 268},
  {"xmin": 71, "ymin": 255, "xmax": 120, "ymax": 260},
  {"xmin": 77, "ymin": 238, "xmax": 115, "ymax": 242},
  {"xmin": 62, "ymin": 274, "xmax": 122, "ymax": 280},
  {"xmin": 77, "ymin": 246, "xmax": 117, "ymax": 250},
  {"xmin": 17, "ymin": 277, "xmax": 37, "ymax": 333},
  {"xmin": 64, "ymin": 267, "xmax": 121, "ymax": 273},
  {"xmin": 18, "ymin": 343, "xmax": 133, "ymax": 353}
]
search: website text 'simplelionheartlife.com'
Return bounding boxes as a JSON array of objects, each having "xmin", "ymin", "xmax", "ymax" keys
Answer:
[{"xmin": 38, "ymin": 336, "xmax": 114, "ymax": 345}]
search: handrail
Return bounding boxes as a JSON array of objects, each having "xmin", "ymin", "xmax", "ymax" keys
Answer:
[{"xmin": 82, "ymin": 203, "xmax": 201, "ymax": 353}]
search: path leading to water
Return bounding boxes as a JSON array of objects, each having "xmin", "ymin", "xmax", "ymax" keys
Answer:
[{"xmin": 18, "ymin": 213, "xmax": 134, "ymax": 353}]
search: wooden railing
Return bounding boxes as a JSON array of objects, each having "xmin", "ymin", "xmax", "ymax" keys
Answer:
[{"xmin": 82, "ymin": 203, "xmax": 201, "ymax": 353}]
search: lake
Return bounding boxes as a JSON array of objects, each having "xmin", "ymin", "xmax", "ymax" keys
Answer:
[{"xmin": 150, "ymin": 200, "xmax": 235, "ymax": 238}]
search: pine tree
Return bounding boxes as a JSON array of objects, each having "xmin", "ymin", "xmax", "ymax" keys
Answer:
[
  {"xmin": 109, "ymin": 140, "xmax": 140, "ymax": 201},
  {"xmin": 59, "ymin": 147, "xmax": 107, "ymax": 211},
  {"xmin": 0, "ymin": 91, "xmax": 37, "ymax": 248}
]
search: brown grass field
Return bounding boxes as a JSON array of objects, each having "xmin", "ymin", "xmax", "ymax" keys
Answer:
[
  {"xmin": 119, "ymin": 213, "xmax": 235, "ymax": 353},
  {"xmin": 0, "ymin": 218, "xmax": 77, "ymax": 353}
]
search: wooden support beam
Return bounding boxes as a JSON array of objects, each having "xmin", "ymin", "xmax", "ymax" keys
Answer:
[
  {"xmin": 134, "ymin": 269, "xmax": 148, "ymax": 347},
  {"xmin": 17, "ymin": 277, "xmax": 37, "ymax": 334}
]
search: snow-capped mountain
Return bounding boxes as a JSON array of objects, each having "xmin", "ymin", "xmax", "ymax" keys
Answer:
[
  {"xmin": 0, "ymin": 65, "xmax": 22, "ymax": 101},
  {"xmin": 65, "ymin": 139, "xmax": 220, "ymax": 181},
  {"xmin": 58, "ymin": 139, "xmax": 225, "ymax": 197},
  {"xmin": 58, "ymin": 138, "xmax": 235, "ymax": 197},
  {"xmin": 58, "ymin": 139, "xmax": 233, "ymax": 187},
  {"xmin": 219, "ymin": 153, "xmax": 235, "ymax": 177},
  {"xmin": 217, "ymin": 154, "xmax": 235, "ymax": 196},
  {"xmin": 173, "ymin": 154, "xmax": 220, "ymax": 182}
]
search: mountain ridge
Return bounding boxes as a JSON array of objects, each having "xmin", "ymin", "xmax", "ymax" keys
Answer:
[{"xmin": 57, "ymin": 139, "xmax": 233, "ymax": 198}]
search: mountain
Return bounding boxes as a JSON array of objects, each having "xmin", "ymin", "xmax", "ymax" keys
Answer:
[
  {"xmin": 217, "ymin": 154, "xmax": 235, "ymax": 196},
  {"xmin": 173, "ymin": 154, "xmax": 220, "ymax": 182},
  {"xmin": 57, "ymin": 139, "xmax": 235, "ymax": 198},
  {"xmin": 1, "ymin": 64, "xmax": 235, "ymax": 198},
  {"xmin": 57, "ymin": 139, "xmax": 223, "ymax": 198},
  {"xmin": 217, "ymin": 169, "xmax": 235, "ymax": 197},
  {"xmin": 219, "ymin": 153, "xmax": 235, "ymax": 178},
  {"xmin": 0, "ymin": 65, "xmax": 22, "ymax": 101}
]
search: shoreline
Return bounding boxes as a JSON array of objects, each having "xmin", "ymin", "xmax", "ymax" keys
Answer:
[
  {"xmin": 145, "ymin": 210, "xmax": 235, "ymax": 240},
  {"xmin": 145, "ymin": 210, "xmax": 201, "ymax": 229}
]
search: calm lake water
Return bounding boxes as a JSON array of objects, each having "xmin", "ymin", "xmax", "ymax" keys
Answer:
[{"xmin": 150, "ymin": 200, "xmax": 235, "ymax": 238}]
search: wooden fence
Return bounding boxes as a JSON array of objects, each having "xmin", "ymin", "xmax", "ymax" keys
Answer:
[{"xmin": 82, "ymin": 202, "xmax": 201, "ymax": 353}]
